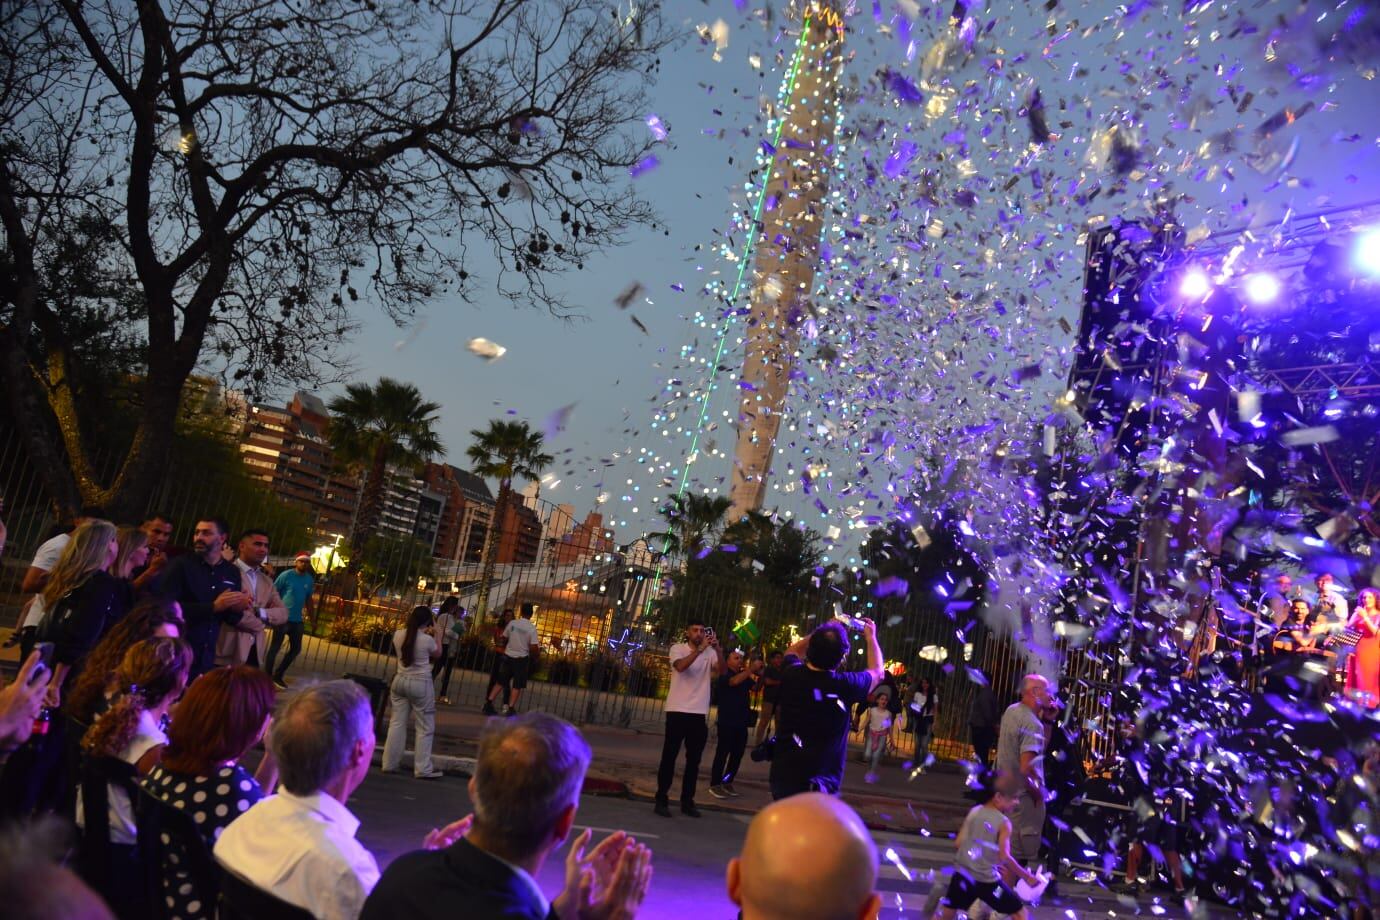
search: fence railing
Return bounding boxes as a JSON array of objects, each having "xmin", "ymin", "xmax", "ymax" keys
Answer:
[{"xmin": 0, "ymin": 426, "xmax": 1117, "ymax": 762}]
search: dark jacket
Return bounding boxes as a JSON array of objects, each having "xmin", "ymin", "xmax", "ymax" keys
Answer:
[
  {"xmin": 49, "ymin": 570, "xmax": 128, "ymax": 677},
  {"xmin": 156, "ymin": 553, "xmax": 244, "ymax": 676},
  {"xmin": 360, "ymin": 838, "xmax": 556, "ymax": 920}
]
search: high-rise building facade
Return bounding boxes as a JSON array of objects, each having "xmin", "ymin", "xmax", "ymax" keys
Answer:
[
  {"xmin": 374, "ymin": 466, "xmax": 448, "ymax": 553},
  {"xmin": 421, "ymin": 463, "xmax": 496, "ymax": 564},
  {"xmin": 550, "ymin": 511, "xmax": 615, "ymax": 566},
  {"xmin": 238, "ymin": 391, "xmax": 358, "ymax": 536}
]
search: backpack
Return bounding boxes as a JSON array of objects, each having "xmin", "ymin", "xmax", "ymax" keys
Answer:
[
  {"xmin": 36, "ymin": 577, "xmax": 111, "ymax": 644},
  {"xmin": 35, "ymin": 588, "xmax": 81, "ymax": 643}
]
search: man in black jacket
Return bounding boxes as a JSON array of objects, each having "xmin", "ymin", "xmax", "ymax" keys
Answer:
[
  {"xmin": 770, "ymin": 619, "xmax": 884, "ymax": 800},
  {"xmin": 156, "ymin": 518, "xmax": 250, "ymax": 678},
  {"xmin": 361, "ymin": 713, "xmax": 652, "ymax": 920}
]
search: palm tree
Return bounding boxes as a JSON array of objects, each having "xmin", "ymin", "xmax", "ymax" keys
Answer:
[
  {"xmin": 649, "ymin": 492, "xmax": 732, "ymax": 561},
  {"xmin": 466, "ymin": 419, "xmax": 553, "ymax": 617},
  {"xmin": 327, "ymin": 378, "xmax": 444, "ymax": 571}
]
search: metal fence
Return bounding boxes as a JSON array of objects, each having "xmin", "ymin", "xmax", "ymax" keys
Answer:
[{"xmin": 0, "ymin": 427, "xmax": 1119, "ymax": 762}]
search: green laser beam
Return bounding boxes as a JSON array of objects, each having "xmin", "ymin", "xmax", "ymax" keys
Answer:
[{"xmin": 641, "ymin": 17, "xmax": 818, "ymax": 618}]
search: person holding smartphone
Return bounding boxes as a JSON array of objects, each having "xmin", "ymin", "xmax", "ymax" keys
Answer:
[
  {"xmin": 770, "ymin": 618, "xmax": 885, "ymax": 801},
  {"xmin": 654, "ymin": 618, "xmax": 722, "ymax": 818},
  {"xmin": 0, "ymin": 650, "xmax": 53, "ymax": 764}
]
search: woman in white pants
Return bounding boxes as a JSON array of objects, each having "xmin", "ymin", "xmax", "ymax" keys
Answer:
[{"xmin": 382, "ymin": 605, "xmax": 442, "ymax": 778}]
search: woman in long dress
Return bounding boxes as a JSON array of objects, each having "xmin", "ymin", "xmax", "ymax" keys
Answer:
[{"xmin": 1345, "ymin": 588, "xmax": 1380, "ymax": 708}]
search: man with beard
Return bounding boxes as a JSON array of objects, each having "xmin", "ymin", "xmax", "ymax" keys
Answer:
[
  {"xmin": 158, "ymin": 518, "xmax": 251, "ymax": 677},
  {"xmin": 129, "ymin": 512, "xmax": 176, "ymax": 594}
]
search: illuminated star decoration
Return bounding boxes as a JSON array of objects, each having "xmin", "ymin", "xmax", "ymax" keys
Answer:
[{"xmin": 607, "ymin": 628, "xmax": 644, "ymax": 664}]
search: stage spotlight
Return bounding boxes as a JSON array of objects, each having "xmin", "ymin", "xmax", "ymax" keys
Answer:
[
  {"xmin": 1179, "ymin": 267, "xmax": 1212, "ymax": 299},
  {"xmin": 1243, "ymin": 272, "xmax": 1281, "ymax": 305},
  {"xmin": 1356, "ymin": 227, "xmax": 1380, "ymax": 277}
]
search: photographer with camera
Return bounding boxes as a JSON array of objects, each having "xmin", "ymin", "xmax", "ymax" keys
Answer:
[
  {"xmin": 767, "ymin": 617, "xmax": 884, "ymax": 801},
  {"xmin": 654, "ymin": 618, "xmax": 722, "ymax": 818}
]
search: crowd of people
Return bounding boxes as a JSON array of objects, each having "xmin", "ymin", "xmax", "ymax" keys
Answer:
[
  {"xmin": 1257, "ymin": 571, "xmax": 1380, "ymax": 706},
  {"xmin": 3, "ymin": 506, "xmax": 1377, "ymax": 918}
]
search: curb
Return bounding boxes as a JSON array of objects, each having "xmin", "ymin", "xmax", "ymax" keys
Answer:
[
  {"xmin": 374, "ymin": 750, "xmax": 476, "ymax": 777},
  {"xmin": 618, "ymin": 787, "xmax": 965, "ymax": 833},
  {"xmin": 582, "ymin": 776, "xmax": 632, "ymax": 797},
  {"xmin": 380, "ymin": 751, "xmax": 631, "ymax": 798}
]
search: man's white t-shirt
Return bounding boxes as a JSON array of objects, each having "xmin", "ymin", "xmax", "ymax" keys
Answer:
[
  {"xmin": 31, "ymin": 532, "xmax": 70, "ymax": 572},
  {"xmin": 21, "ymin": 533, "xmax": 71, "ymax": 630},
  {"xmin": 503, "ymin": 617, "xmax": 539, "ymax": 658},
  {"xmin": 665, "ymin": 641, "xmax": 716, "ymax": 715}
]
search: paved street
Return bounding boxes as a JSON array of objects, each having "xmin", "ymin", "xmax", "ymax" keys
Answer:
[{"xmin": 350, "ymin": 767, "xmax": 1223, "ymax": 919}]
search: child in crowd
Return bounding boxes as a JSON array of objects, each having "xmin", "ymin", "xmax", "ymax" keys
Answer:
[
  {"xmin": 862, "ymin": 689, "xmax": 893, "ymax": 783},
  {"xmin": 932, "ymin": 770, "xmax": 1044, "ymax": 920}
]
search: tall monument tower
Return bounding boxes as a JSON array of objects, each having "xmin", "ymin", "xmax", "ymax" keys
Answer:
[{"xmin": 728, "ymin": 3, "xmax": 846, "ymax": 521}]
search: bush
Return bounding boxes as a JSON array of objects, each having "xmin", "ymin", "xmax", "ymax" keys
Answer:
[
  {"xmin": 454, "ymin": 635, "xmax": 491, "ymax": 671},
  {"xmin": 626, "ymin": 666, "xmax": 665, "ymax": 699},
  {"xmin": 584, "ymin": 654, "xmax": 627, "ymax": 693},
  {"xmin": 545, "ymin": 654, "xmax": 581, "ymax": 687},
  {"xmin": 327, "ymin": 607, "xmax": 404, "ymax": 652}
]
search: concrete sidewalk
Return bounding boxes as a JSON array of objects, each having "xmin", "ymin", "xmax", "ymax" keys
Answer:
[{"xmin": 410, "ymin": 700, "xmax": 975, "ymax": 836}]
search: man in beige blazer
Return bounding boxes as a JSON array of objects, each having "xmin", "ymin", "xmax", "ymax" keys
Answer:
[{"xmin": 217, "ymin": 528, "xmax": 289, "ymax": 668}]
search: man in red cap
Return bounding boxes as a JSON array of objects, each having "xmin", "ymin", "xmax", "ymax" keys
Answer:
[{"xmin": 268, "ymin": 552, "xmax": 316, "ymax": 689}]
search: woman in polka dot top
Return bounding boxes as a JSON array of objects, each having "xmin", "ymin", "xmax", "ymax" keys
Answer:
[{"xmin": 142, "ymin": 665, "xmax": 278, "ymax": 920}]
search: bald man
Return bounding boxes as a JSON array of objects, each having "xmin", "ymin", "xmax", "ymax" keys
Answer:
[
  {"xmin": 996, "ymin": 673, "xmax": 1051, "ymax": 863},
  {"xmin": 727, "ymin": 792, "xmax": 881, "ymax": 920}
]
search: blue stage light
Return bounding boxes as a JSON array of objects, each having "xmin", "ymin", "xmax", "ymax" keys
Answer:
[
  {"xmin": 1242, "ymin": 272, "xmax": 1281, "ymax": 305},
  {"xmin": 1179, "ymin": 267, "xmax": 1212, "ymax": 299},
  {"xmin": 1355, "ymin": 227, "xmax": 1380, "ymax": 276}
]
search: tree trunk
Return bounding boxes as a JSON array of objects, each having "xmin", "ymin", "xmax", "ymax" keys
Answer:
[
  {"xmin": 474, "ymin": 480, "xmax": 511, "ymax": 620},
  {"xmin": 0, "ymin": 347, "xmax": 84, "ymax": 520},
  {"xmin": 348, "ymin": 445, "xmax": 390, "ymax": 573}
]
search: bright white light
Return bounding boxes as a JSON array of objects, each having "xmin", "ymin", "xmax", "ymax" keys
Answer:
[
  {"xmin": 1243, "ymin": 273, "xmax": 1281, "ymax": 305},
  {"xmin": 1356, "ymin": 228, "xmax": 1380, "ymax": 276},
  {"xmin": 1179, "ymin": 268, "xmax": 1212, "ymax": 299}
]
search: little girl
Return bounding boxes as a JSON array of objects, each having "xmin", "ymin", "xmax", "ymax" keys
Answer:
[{"xmin": 862, "ymin": 690, "xmax": 893, "ymax": 783}]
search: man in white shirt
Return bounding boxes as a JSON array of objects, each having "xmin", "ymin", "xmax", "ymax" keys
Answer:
[
  {"xmin": 1312, "ymin": 572, "xmax": 1350, "ymax": 623},
  {"xmin": 215, "ymin": 680, "xmax": 380, "ymax": 920},
  {"xmin": 654, "ymin": 618, "xmax": 722, "ymax": 818},
  {"xmin": 485, "ymin": 603, "xmax": 540, "ymax": 716},
  {"xmin": 1312, "ymin": 572, "xmax": 1353, "ymax": 672},
  {"xmin": 19, "ymin": 505, "xmax": 105, "ymax": 594}
]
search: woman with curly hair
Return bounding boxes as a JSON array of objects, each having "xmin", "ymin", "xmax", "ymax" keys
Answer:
[
  {"xmin": 77, "ymin": 637, "xmax": 191, "ymax": 918},
  {"xmin": 143, "ymin": 665, "xmax": 278, "ymax": 919},
  {"xmin": 65, "ymin": 596, "xmax": 185, "ymax": 728},
  {"xmin": 79, "ymin": 637, "xmax": 192, "ymax": 836}
]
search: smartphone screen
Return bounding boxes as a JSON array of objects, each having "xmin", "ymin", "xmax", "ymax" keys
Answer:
[{"xmin": 30, "ymin": 642, "xmax": 55, "ymax": 685}]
